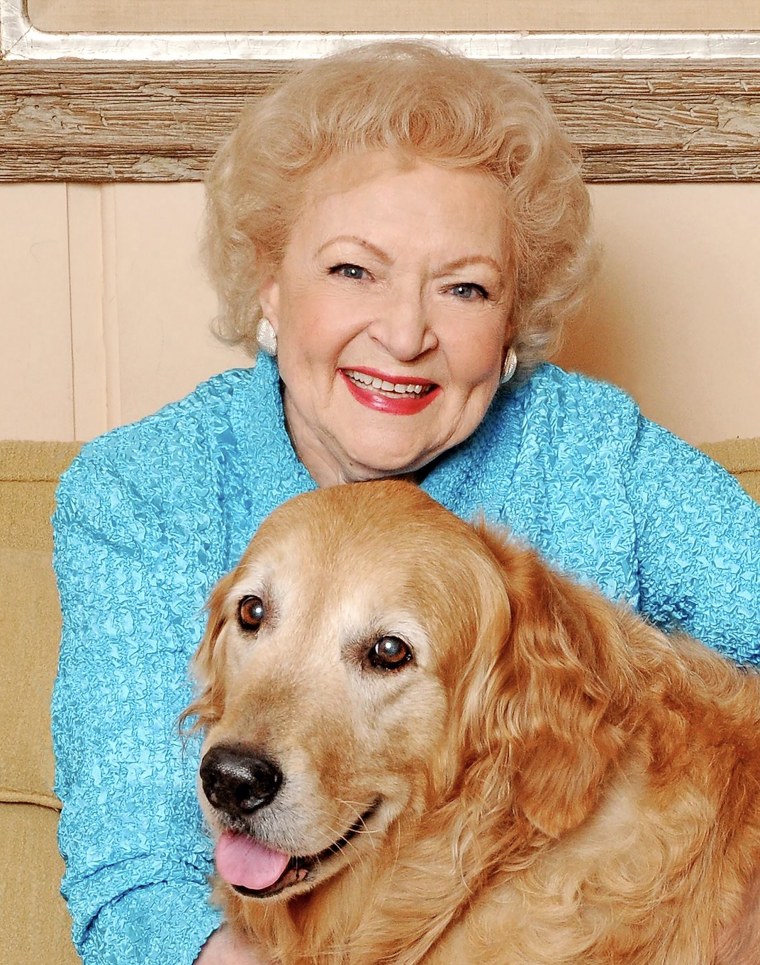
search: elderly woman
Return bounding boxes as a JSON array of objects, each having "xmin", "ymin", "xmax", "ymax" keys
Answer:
[{"xmin": 53, "ymin": 41, "xmax": 759, "ymax": 965}]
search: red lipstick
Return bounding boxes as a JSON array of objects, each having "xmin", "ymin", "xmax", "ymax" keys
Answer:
[{"xmin": 339, "ymin": 368, "xmax": 440, "ymax": 415}]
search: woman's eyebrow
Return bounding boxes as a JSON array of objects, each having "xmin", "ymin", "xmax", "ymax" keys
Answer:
[
  {"xmin": 317, "ymin": 235, "xmax": 391, "ymax": 263},
  {"xmin": 438, "ymin": 255, "xmax": 504, "ymax": 275},
  {"xmin": 317, "ymin": 239, "xmax": 504, "ymax": 273}
]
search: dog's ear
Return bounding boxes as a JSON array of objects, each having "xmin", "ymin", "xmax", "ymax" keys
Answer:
[
  {"xmin": 467, "ymin": 525, "xmax": 639, "ymax": 840},
  {"xmin": 180, "ymin": 568, "xmax": 238, "ymax": 735}
]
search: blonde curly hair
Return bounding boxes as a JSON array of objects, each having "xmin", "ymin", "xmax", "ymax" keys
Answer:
[{"xmin": 203, "ymin": 41, "xmax": 595, "ymax": 376}]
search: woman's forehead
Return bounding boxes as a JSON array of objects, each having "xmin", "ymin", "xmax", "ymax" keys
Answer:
[{"xmin": 283, "ymin": 151, "xmax": 510, "ymax": 264}]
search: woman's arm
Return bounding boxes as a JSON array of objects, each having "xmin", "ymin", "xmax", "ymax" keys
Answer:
[
  {"xmin": 53, "ymin": 442, "xmax": 226, "ymax": 962},
  {"xmin": 626, "ymin": 417, "xmax": 760, "ymax": 662}
]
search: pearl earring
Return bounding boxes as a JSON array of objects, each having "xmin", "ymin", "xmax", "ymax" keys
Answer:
[
  {"xmin": 500, "ymin": 346, "xmax": 517, "ymax": 385},
  {"xmin": 256, "ymin": 317, "xmax": 278, "ymax": 357}
]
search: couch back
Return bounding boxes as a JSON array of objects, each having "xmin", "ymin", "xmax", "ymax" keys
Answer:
[
  {"xmin": 1, "ymin": 442, "xmax": 82, "ymax": 965},
  {"xmin": 1, "ymin": 437, "xmax": 758, "ymax": 964}
]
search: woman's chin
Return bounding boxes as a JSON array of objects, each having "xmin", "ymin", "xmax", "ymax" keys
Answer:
[{"xmin": 326, "ymin": 427, "xmax": 466, "ymax": 483}]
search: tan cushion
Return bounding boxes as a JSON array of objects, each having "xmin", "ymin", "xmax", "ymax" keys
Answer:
[
  {"xmin": 0, "ymin": 804, "xmax": 81, "ymax": 965},
  {"xmin": 700, "ymin": 436, "xmax": 760, "ymax": 503},
  {"xmin": 0, "ymin": 441, "xmax": 81, "ymax": 964},
  {"xmin": 0, "ymin": 441, "xmax": 81, "ymax": 807},
  {"xmin": 0, "ymin": 548, "xmax": 63, "ymax": 808}
]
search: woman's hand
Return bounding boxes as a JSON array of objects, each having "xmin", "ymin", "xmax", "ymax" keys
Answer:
[{"xmin": 196, "ymin": 925, "xmax": 275, "ymax": 964}]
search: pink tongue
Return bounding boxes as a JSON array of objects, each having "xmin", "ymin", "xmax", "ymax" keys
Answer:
[{"xmin": 215, "ymin": 831, "xmax": 291, "ymax": 891}]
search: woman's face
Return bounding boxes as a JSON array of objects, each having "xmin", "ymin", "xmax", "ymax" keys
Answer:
[{"xmin": 260, "ymin": 152, "xmax": 514, "ymax": 486}]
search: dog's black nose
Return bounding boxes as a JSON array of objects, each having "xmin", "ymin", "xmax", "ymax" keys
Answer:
[{"xmin": 200, "ymin": 745, "xmax": 283, "ymax": 816}]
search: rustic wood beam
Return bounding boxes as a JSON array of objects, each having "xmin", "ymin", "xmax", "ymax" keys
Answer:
[{"xmin": 2, "ymin": 59, "xmax": 760, "ymax": 182}]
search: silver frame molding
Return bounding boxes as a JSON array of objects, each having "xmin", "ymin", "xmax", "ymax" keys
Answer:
[
  {"xmin": 4, "ymin": 0, "xmax": 760, "ymax": 62},
  {"xmin": 3, "ymin": 0, "xmax": 760, "ymax": 183}
]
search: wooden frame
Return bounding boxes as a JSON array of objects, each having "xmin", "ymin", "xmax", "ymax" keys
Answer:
[{"xmin": 3, "ymin": 0, "xmax": 760, "ymax": 182}]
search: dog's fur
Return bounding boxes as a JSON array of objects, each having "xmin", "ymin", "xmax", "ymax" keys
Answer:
[{"xmin": 185, "ymin": 480, "xmax": 760, "ymax": 964}]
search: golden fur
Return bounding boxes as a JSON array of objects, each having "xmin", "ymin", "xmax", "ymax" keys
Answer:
[{"xmin": 185, "ymin": 480, "xmax": 760, "ymax": 964}]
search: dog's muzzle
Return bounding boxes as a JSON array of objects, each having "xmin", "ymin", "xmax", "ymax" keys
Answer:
[{"xmin": 200, "ymin": 744, "xmax": 283, "ymax": 817}]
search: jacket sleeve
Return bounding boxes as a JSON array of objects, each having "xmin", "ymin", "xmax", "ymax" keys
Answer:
[
  {"xmin": 625, "ymin": 417, "xmax": 760, "ymax": 664},
  {"xmin": 52, "ymin": 443, "xmax": 223, "ymax": 964}
]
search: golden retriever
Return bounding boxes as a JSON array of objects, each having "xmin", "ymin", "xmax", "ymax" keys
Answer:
[{"xmin": 185, "ymin": 480, "xmax": 760, "ymax": 964}]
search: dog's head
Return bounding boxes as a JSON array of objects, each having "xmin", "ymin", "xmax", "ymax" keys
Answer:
[{"xmin": 185, "ymin": 480, "xmax": 637, "ymax": 902}]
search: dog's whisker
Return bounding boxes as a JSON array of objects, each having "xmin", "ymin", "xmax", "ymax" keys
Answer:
[{"xmin": 334, "ymin": 796, "xmax": 376, "ymax": 820}]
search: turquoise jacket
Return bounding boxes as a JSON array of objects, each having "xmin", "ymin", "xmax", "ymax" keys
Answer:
[{"xmin": 52, "ymin": 355, "xmax": 760, "ymax": 963}]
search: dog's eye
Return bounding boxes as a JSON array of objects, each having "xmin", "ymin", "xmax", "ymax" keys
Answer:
[
  {"xmin": 238, "ymin": 595, "xmax": 265, "ymax": 631},
  {"xmin": 368, "ymin": 636, "xmax": 413, "ymax": 671}
]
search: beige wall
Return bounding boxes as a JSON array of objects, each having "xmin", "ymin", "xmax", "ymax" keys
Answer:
[
  {"xmin": 556, "ymin": 184, "xmax": 760, "ymax": 444},
  {"xmin": 2, "ymin": 181, "xmax": 759, "ymax": 445},
  {"xmin": 2, "ymin": 183, "xmax": 244, "ymax": 442}
]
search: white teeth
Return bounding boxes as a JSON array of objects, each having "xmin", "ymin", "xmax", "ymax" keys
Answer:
[{"xmin": 345, "ymin": 370, "xmax": 429, "ymax": 396}]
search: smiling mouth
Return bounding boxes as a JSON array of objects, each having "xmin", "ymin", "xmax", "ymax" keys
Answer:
[
  {"xmin": 227, "ymin": 799, "xmax": 381, "ymax": 899},
  {"xmin": 343, "ymin": 369, "xmax": 437, "ymax": 398}
]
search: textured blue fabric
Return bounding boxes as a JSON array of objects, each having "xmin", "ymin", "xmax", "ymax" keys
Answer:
[{"xmin": 52, "ymin": 354, "xmax": 760, "ymax": 963}]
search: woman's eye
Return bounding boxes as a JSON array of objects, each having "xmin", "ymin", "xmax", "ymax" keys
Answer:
[
  {"xmin": 450, "ymin": 282, "xmax": 488, "ymax": 300},
  {"xmin": 367, "ymin": 635, "xmax": 414, "ymax": 671},
  {"xmin": 330, "ymin": 263, "xmax": 367, "ymax": 281},
  {"xmin": 238, "ymin": 595, "xmax": 265, "ymax": 631}
]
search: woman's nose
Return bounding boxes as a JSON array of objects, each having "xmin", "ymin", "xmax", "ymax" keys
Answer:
[{"xmin": 368, "ymin": 292, "xmax": 438, "ymax": 361}]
